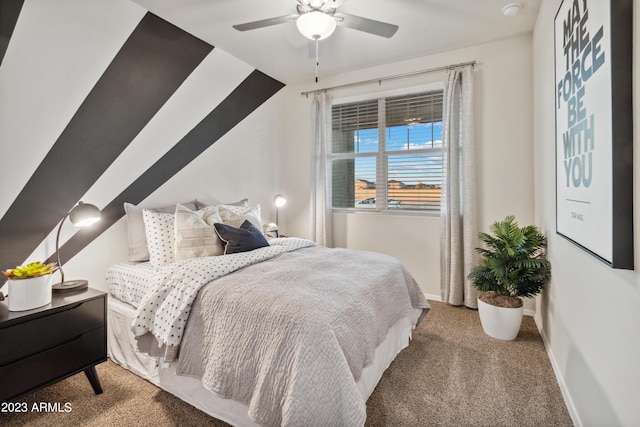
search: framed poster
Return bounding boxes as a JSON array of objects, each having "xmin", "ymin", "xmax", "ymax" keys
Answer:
[{"xmin": 554, "ymin": 0, "xmax": 633, "ymax": 269}]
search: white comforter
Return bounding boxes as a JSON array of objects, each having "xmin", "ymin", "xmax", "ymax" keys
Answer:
[
  {"xmin": 132, "ymin": 238, "xmax": 316, "ymax": 355},
  {"xmin": 132, "ymin": 239, "xmax": 429, "ymax": 427}
]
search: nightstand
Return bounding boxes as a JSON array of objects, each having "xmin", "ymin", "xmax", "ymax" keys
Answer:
[{"xmin": 0, "ymin": 287, "xmax": 106, "ymax": 402}]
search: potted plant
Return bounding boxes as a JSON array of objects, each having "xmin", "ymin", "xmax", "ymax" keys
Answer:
[
  {"xmin": 3, "ymin": 261, "xmax": 58, "ymax": 311},
  {"xmin": 468, "ymin": 216, "xmax": 551, "ymax": 340}
]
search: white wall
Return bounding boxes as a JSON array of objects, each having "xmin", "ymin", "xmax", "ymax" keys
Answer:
[
  {"xmin": 282, "ymin": 35, "xmax": 536, "ymax": 304},
  {"xmin": 533, "ymin": 1, "xmax": 640, "ymax": 425}
]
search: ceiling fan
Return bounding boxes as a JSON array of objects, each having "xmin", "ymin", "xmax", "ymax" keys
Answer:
[{"xmin": 233, "ymin": 0, "xmax": 399, "ymax": 41}]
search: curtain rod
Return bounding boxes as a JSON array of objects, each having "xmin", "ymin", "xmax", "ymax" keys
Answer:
[{"xmin": 300, "ymin": 60, "xmax": 476, "ymax": 97}]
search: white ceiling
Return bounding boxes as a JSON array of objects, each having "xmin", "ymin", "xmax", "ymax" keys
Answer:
[{"xmin": 132, "ymin": 0, "xmax": 541, "ymax": 84}]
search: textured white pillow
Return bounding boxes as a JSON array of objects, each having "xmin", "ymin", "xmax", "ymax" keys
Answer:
[
  {"xmin": 174, "ymin": 204, "xmax": 224, "ymax": 260},
  {"xmin": 142, "ymin": 210, "xmax": 176, "ymax": 268},
  {"xmin": 217, "ymin": 204, "xmax": 263, "ymax": 234},
  {"xmin": 124, "ymin": 200, "xmax": 199, "ymax": 262}
]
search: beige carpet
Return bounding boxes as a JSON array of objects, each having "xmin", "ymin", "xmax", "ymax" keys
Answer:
[{"xmin": 0, "ymin": 301, "xmax": 572, "ymax": 427}]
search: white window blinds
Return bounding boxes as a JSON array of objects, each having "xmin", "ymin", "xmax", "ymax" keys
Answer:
[{"xmin": 331, "ymin": 90, "xmax": 443, "ymax": 211}]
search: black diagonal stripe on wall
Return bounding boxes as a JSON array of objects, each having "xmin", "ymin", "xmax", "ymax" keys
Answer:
[
  {"xmin": 47, "ymin": 70, "xmax": 285, "ymax": 266},
  {"xmin": 0, "ymin": 12, "xmax": 212, "ymax": 272},
  {"xmin": 0, "ymin": 0, "xmax": 24, "ymax": 66}
]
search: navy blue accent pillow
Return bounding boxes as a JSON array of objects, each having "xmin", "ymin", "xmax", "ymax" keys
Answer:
[{"xmin": 213, "ymin": 220, "xmax": 270, "ymax": 254}]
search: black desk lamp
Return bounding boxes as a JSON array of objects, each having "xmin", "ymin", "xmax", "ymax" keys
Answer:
[{"xmin": 52, "ymin": 201, "xmax": 101, "ymax": 293}]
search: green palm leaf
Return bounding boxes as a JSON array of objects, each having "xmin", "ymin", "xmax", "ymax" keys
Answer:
[{"xmin": 468, "ymin": 216, "xmax": 551, "ymax": 299}]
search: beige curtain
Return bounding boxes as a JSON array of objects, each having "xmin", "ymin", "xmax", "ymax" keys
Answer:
[
  {"xmin": 440, "ymin": 65, "xmax": 477, "ymax": 308},
  {"xmin": 310, "ymin": 92, "xmax": 333, "ymax": 247}
]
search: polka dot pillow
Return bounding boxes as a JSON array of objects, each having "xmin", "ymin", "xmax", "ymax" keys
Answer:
[{"xmin": 142, "ymin": 209, "xmax": 176, "ymax": 267}]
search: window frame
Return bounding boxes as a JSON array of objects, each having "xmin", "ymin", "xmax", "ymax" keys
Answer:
[{"xmin": 330, "ymin": 83, "xmax": 444, "ymax": 215}]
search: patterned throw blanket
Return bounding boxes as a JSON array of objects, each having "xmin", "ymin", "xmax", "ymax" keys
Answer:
[
  {"xmin": 131, "ymin": 238, "xmax": 316, "ymax": 358},
  {"xmin": 173, "ymin": 244, "xmax": 429, "ymax": 427}
]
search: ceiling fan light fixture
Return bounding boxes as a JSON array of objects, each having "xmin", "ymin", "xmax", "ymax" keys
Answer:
[{"xmin": 296, "ymin": 11, "xmax": 336, "ymax": 40}]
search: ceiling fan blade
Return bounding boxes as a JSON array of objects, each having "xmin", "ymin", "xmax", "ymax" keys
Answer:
[
  {"xmin": 233, "ymin": 14, "xmax": 298, "ymax": 32},
  {"xmin": 335, "ymin": 12, "xmax": 398, "ymax": 38}
]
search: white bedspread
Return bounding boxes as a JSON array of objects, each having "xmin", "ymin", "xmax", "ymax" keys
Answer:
[
  {"xmin": 131, "ymin": 238, "xmax": 316, "ymax": 358},
  {"xmin": 174, "ymin": 245, "xmax": 429, "ymax": 427},
  {"xmin": 131, "ymin": 239, "xmax": 429, "ymax": 426}
]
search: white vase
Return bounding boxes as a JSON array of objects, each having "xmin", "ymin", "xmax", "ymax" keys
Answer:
[
  {"xmin": 8, "ymin": 275, "xmax": 53, "ymax": 311},
  {"xmin": 477, "ymin": 297, "xmax": 523, "ymax": 341}
]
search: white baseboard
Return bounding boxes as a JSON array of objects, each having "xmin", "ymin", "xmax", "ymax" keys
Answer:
[
  {"xmin": 424, "ymin": 292, "xmax": 442, "ymax": 301},
  {"xmin": 424, "ymin": 293, "xmax": 535, "ymax": 317},
  {"xmin": 533, "ymin": 315, "xmax": 582, "ymax": 427}
]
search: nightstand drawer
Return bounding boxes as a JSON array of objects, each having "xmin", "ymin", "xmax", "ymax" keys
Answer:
[
  {"xmin": 0, "ymin": 327, "xmax": 106, "ymax": 402},
  {"xmin": 0, "ymin": 298, "xmax": 104, "ymax": 367}
]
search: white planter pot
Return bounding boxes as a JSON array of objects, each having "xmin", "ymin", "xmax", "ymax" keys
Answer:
[
  {"xmin": 8, "ymin": 275, "xmax": 53, "ymax": 311},
  {"xmin": 477, "ymin": 297, "xmax": 523, "ymax": 341}
]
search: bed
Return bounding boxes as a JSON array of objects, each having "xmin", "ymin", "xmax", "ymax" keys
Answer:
[{"xmin": 105, "ymin": 201, "xmax": 430, "ymax": 427}]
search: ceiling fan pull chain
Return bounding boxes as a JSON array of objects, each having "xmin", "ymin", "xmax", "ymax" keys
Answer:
[{"xmin": 315, "ymin": 37, "xmax": 319, "ymax": 83}]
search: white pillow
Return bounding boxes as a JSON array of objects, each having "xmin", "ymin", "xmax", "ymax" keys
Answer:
[
  {"xmin": 142, "ymin": 210, "xmax": 176, "ymax": 268},
  {"xmin": 217, "ymin": 204, "xmax": 263, "ymax": 234},
  {"xmin": 174, "ymin": 204, "xmax": 224, "ymax": 260},
  {"xmin": 124, "ymin": 200, "xmax": 200, "ymax": 262}
]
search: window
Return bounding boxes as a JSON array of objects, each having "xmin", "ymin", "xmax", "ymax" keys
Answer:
[{"xmin": 331, "ymin": 90, "xmax": 443, "ymax": 212}]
